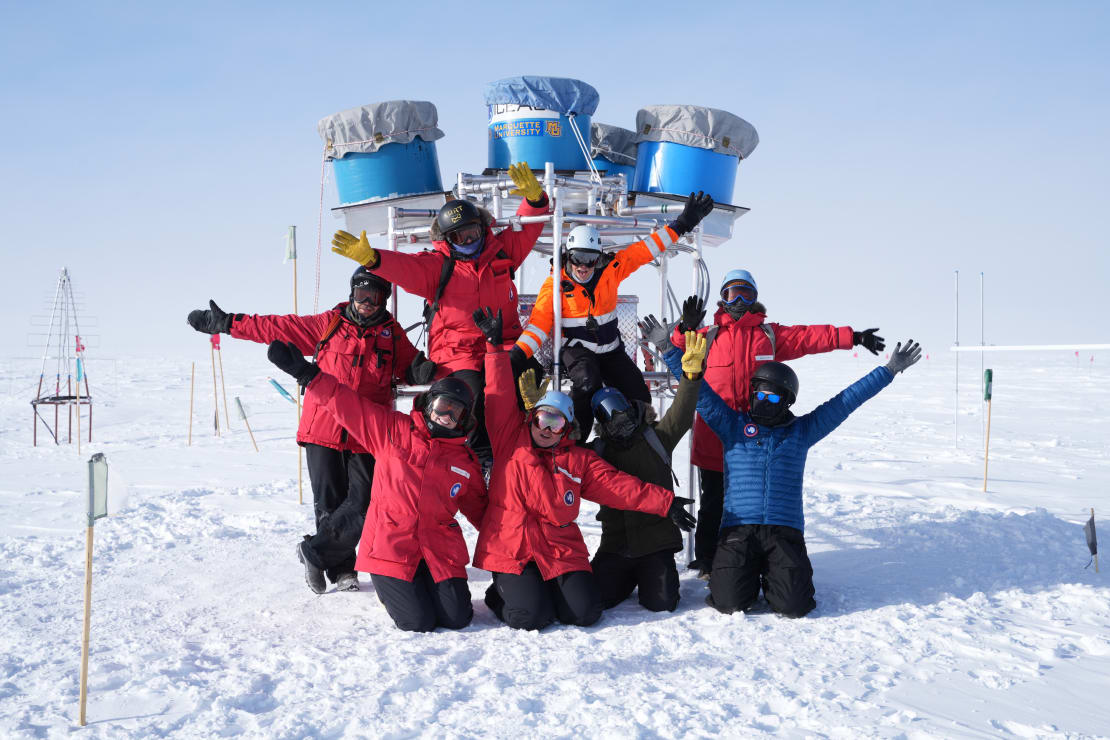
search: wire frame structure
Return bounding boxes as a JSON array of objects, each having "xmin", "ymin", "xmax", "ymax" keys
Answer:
[{"xmin": 31, "ymin": 268, "xmax": 92, "ymax": 445}]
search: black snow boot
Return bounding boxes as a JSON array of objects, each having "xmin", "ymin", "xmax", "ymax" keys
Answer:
[
  {"xmin": 335, "ymin": 572, "xmax": 360, "ymax": 592},
  {"xmin": 297, "ymin": 541, "xmax": 327, "ymax": 594}
]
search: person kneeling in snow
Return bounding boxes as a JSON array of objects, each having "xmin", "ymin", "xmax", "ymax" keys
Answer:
[
  {"xmin": 469, "ymin": 308, "xmax": 695, "ymax": 631},
  {"xmin": 268, "ymin": 341, "xmax": 487, "ymax": 633},
  {"xmin": 581, "ymin": 331, "xmax": 706, "ymax": 613},
  {"xmin": 661, "ymin": 333, "xmax": 921, "ymax": 617}
]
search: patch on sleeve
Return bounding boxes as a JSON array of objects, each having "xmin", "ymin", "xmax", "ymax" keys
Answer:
[
  {"xmin": 563, "ymin": 490, "xmax": 575, "ymax": 506},
  {"xmin": 450, "ymin": 466, "xmax": 471, "ymax": 479},
  {"xmin": 450, "ymin": 482, "xmax": 462, "ymax": 498},
  {"xmin": 743, "ymin": 423, "xmax": 760, "ymax": 437}
]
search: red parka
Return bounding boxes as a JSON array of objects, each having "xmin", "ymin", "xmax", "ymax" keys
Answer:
[
  {"xmin": 672, "ymin": 306, "xmax": 853, "ymax": 471},
  {"xmin": 367, "ymin": 196, "xmax": 549, "ymax": 376},
  {"xmin": 230, "ymin": 304, "xmax": 418, "ymax": 453},
  {"xmin": 307, "ymin": 372, "xmax": 486, "ymax": 582},
  {"xmin": 473, "ymin": 350, "xmax": 674, "ymax": 580}
]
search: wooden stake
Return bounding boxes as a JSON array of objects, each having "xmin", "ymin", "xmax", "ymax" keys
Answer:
[
  {"xmin": 982, "ymin": 398, "xmax": 993, "ymax": 492},
  {"xmin": 210, "ymin": 345, "xmax": 220, "ymax": 437},
  {"xmin": 217, "ymin": 346, "xmax": 230, "ymax": 430},
  {"xmin": 188, "ymin": 362, "xmax": 195, "ymax": 446},
  {"xmin": 78, "ymin": 525, "xmax": 94, "ymax": 726},
  {"xmin": 243, "ymin": 415, "xmax": 259, "ymax": 453}
]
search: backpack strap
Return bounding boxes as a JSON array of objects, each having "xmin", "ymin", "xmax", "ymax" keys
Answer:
[
  {"xmin": 422, "ymin": 254, "xmax": 458, "ymax": 327},
  {"xmin": 759, "ymin": 323, "xmax": 776, "ymax": 357},
  {"xmin": 643, "ymin": 426, "xmax": 680, "ymax": 488},
  {"xmin": 312, "ymin": 313, "xmax": 344, "ymax": 364}
]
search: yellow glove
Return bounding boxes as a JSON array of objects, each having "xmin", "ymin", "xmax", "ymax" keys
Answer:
[
  {"xmin": 331, "ymin": 230, "xmax": 378, "ymax": 266},
  {"xmin": 508, "ymin": 161, "xmax": 543, "ymax": 202},
  {"xmin": 681, "ymin": 330, "xmax": 707, "ymax": 378},
  {"xmin": 517, "ymin": 368, "xmax": 550, "ymax": 411}
]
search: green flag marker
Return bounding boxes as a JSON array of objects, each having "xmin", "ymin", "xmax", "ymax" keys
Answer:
[{"xmin": 983, "ymin": 369, "xmax": 993, "ymax": 401}]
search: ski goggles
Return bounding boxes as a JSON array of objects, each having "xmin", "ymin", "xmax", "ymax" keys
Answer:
[
  {"xmin": 445, "ymin": 223, "xmax": 483, "ymax": 247},
  {"xmin": 428, "ymin": 395, "xmax": 467, "ymax": 424},
  {"xmin": 592, "ymin": 393, "xmax": 631, "ymax": 424},
  {"xmin": 531, "ymin": 407, "xmax": 569, "ymax": 434},
  {"xmin": 352, "ymin": 284, "xmax": 387, "ymax": 305},
  {"xmin": 567, "ymin": 250, "xmax": 603, "ymax": 267},
  {"xmin": 721, "ymin": 280, "xmax": 757, "ymax": 306},
  {"xmin": 754, "ymin": 390, "xmax": 783, "ymax": 404}
]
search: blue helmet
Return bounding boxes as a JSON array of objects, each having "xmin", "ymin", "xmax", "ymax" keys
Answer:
[
  {"xmin": 590, "ymin": 387, "xmax": 631, "ymax": 423},
  {"xmin": 534, "ymin": 390, "xmax": 574, "ymax": 424},
  {"xmin": 720, "ymin": 269, "xmax": 757, "ymax": 295}
]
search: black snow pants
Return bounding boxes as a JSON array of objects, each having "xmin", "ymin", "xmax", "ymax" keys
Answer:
[
  {"xmin": 484, "ymin": 562, "xmax": 602, "ymax": 631},
  {"xmin": 591, "ymin": 549, "xmax": 679, "ymax": 612},
  {"xmin": 561, "ymin": 343, "xmax": 650, "ymax": 441},
  {"xmin": 302, "ymin": 443, "xmax": 374, "ymax": 582},
  {"xmin": 691, "ymin": 468, "xmax": 724, "ymax": 570},
  {"xmin": 708, "ymin": 524, "xmax": 816, "ymax": 618},
  {"xmin": 370, "ymin": 561, "xmax": 473, "ymax": 633}
]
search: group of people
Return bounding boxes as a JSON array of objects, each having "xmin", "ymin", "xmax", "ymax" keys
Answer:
[{"xmin": 187, "ymin": 161, "xmax": 921, "ymax": 631}]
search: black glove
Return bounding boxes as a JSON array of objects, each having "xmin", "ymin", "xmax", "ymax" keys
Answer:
[
  {"xmin": 187, "ymin": 300, "xmax": 233, "ymax": 335},
  {"xmin": 408, "ymin": 351, "xmax": 437, "ymax": 385},
  {"xmin": 266, "ymin": 341, "xmax": 320, "ymax": 387},
  {"xmin": 669, "ymin": 191, "xmax": 714, "ymax": 236},
  {"xmin": 472, "ymin": 307, "xmax": 503, "ymax": 346},
  {"xmin": 885, "ymin": 339, "xmax": 922, "ymax": 375},
  {"xmin": 853, "ymin": 327, "xmax": 885, "ymax": 355},
  {"xmin": 638, "ymin": 313, "xmax": 675, "ymax": 355},
  {"xmin": 667, "ymin": 496, "xmax": 697, "ymax": 532},
  {"xmin": 678, "ymin": 296, "xmax": 707, "ymax": 332}
]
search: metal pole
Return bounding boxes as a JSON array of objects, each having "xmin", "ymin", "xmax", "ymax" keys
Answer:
[
  {"xmin": 686, "ymin": 227, "xmax": 705, "ymax": 563},
  {"xmin": 954, "ymin": 270, "xmax": 959, "ymax": 447},
  {"xmin": 551, "ymin": 177, "xmax": 564, "ymax": 389}
]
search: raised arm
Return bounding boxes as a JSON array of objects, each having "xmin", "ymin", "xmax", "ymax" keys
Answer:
[
  {"xmin": 514, "ymin": 276, "xmax": 554, "ymax": 360},
  {"xmin": 498, "ymin": 163, "xmax": 551, "ymax": 266}
]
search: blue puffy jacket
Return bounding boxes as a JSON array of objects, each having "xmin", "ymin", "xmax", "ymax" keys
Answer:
[{"xmin": 663, "ymin": 349, "xmax": 893, "ymax": 533}]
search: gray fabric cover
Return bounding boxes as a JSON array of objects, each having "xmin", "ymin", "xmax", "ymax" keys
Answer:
[
  {"xmin": 634, "ymin": 105, "xmax": 759, "ymax": 159},
  {"xmin": 590, "ymin": 123, "xmax": 638, "ymax": 166},
  {"xmin": 318, "ymin": 100, "xmax": 444, "ymax": 160}
]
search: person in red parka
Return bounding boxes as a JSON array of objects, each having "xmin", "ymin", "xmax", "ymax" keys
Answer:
[
  {"xmin": 330, "ymin": 162, "xmax": 550, "ymax": 464},
  {"xmin": 469, "ymin": 308, "xmax": 695, "ymax": 631},
  {"xmin": 186, "ymin": 267, "xmax": 421, "ymax": 594},
  {"xmin": 267, "ymin": 340, "xmax": 487, "ymax": 632},
  {"xmin": 666, "ymin": 270, "xmax": 884, "ymax": 576}
]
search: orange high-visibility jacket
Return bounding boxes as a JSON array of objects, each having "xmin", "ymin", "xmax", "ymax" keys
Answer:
[{"xmin": 515, "ymin": 225, "xmax": 679, "ymax": 358}]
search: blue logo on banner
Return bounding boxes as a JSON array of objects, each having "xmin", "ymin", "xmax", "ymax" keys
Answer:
[
  {"xmin": 744, "ymin": 423, "xmax": 759, "ymax": 437},
  {"xmin": 564, "ymin": 490, "xmax": 575, "ymax": 506},
  {"xmin": 450, "ymin": 483, "xmax": 461, "ymax": 498}
]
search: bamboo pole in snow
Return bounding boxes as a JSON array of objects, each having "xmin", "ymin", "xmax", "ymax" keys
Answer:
[{"xmin": 187, "ymin": 362, "xmax": 195, "ymax": 446}]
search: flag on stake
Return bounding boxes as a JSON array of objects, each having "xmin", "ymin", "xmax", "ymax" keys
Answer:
[
  {"xmin": 210, "ymin": 333, "xmax": 221, "ymax": 349},
  {"xmin": 1085, "ymin": 509, "xmax": 1098, "ymax": 570},
  {"xmin": 77, "ymin": 358, "xmax": 84, "ymax": 383},
  {"xmin": 235, "ymin": 397, "xmax": 248, "ymax": 420},
  {"xmin": 268, "ymin": 377, "xmax": 296, "ymax": 404},
  {"xmin": 284, "ymin": 225, "xmax": 297, "ymax": 264}
]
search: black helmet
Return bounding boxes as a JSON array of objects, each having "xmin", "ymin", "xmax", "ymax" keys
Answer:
[
  {"xmin": 350, "ymin": 266, "xmax": 391, "ymax": 294},
  {"xmin": 416, "ymin": 376, "xmax": 477, "ymax": 438},
  {"xmin": 436, "ymin": 199, "xmax": 483, "ymax": 239},
  {"xmin": 750, "ymin": 362, "xmax": 799, "ymax": 405}
]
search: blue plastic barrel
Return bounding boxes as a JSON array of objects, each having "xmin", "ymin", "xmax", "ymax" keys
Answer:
[
  {"xmin": 485, "ymin": 77, "xmax": 600, "ymax": 171},
  {"xmin": 489, "ymin": 108, "xmax": 591, "ymax": 171},
  {"xmin": 332, "ymin": 139, "xmax": 443, "ymax": 205},
  {"xmin": 592, "ymin": 157, "xmax": 636, "ymax": 183},
  {"xmin": 632, "ymin": 141, "xmax": 738, "ymax": 205}
]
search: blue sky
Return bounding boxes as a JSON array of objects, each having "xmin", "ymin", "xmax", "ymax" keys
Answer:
[{"xmin": 2, "ymin": 1, "xmax": 1107, "ymax": 359}]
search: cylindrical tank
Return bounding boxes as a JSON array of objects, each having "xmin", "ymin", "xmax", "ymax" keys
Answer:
[
  {"xmin": 318, "ymin": 100, "xmax": 445, "ymax": 205},
  {"xmin": 485, "ymin": 76, "xmax": 600, "ymax": 171},
  {"xmin": 590, "ymin": 122, "xmax": 637, "ymax": 183},
  {"xmin": 631, "ymin": 105, "xmax": 759, "ymax": 205}
]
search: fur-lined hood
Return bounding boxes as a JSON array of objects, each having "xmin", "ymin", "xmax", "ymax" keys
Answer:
[{"xmin": 428, "ymin": 204, "xmax": 498, "ymax": 245}]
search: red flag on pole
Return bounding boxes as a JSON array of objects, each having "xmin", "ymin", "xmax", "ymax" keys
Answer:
[{"xmin": 210, "ymin": 334, "xmax": 221, "ymax": 349}]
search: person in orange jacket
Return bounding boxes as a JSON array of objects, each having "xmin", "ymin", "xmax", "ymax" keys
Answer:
[
  {"xmin": 514, "ymin": 191, "xmax": 715, "ymax": 439},
  {"xmin": 470, "ymin": 308, "xmax": 695, "ymax": 631}
]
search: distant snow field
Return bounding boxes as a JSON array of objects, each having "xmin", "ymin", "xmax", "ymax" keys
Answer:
[{"xmin": 1, "ymin": 350, "xmax": 1107, "ymax": 738}]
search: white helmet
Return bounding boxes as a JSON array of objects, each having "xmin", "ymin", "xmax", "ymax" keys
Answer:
[{"xmin": 566, "ymin": 225, "xmax": 601, "ymax": 253}]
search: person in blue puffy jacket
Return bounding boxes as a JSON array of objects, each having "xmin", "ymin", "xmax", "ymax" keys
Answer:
[{"xmin": 662, "ymin": 335, "xmax": 921, "ymax": 617}]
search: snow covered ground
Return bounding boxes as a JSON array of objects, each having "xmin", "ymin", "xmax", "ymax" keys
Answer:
[{"xmin": 1, "ymin": 347, "xmax": 1108, "ymax": 738}]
